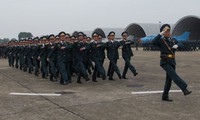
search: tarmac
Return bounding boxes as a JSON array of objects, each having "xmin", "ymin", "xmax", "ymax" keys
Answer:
[{"xmin": 0, "ymin": 49, "xmax": 199, "ymax": 120}]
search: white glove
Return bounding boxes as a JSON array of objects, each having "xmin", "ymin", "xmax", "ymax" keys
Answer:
[
  {"xmin": 160, "ymin": 26, "xmax": 170, "ymax": 36},
  {"xmin": 172, "ymin": 44, "xmax": 178, "ymax": 49},
  {"xmin": 160, "ymin": 31, "xmax": 165, "ymax": 36}
]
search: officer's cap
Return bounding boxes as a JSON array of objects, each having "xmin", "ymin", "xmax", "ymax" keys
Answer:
[
  {"xmin": 160, "ymin": 24, "xmax": 171, "ymax": 32},
  {"xmin": 121, "ymin": 32, "xmax": 128, "ymax": 36},
  {"xmin": 48, "ymin": 34, "xmax": 55, "ymax": 39},
  {"xmin": 92, "ymin": 32, "xmax": 99, "ymax": 37},
  {"xmin": 40, "ymin": 36, "xmax": 48, "ymax": 40},
  {"xmin": 58, "ymin": 31, "xmax": 66, "ymax": 36},
  {"xmin": 71, "ymin": 36, "xmax": 76, "ymax": 39},
  {"xmin": 108, "ymin": 31, "xmax": 115, "ymax": 36},
  {"xmin": 66, "ymin": 34, "xmax": 71, "ymax": 38},
  {"xmin": 78, "ymin": 32, "xmax": 84, "ymax": 36}
]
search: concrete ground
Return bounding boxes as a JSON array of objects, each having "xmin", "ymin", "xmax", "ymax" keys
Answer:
[{"xmin": 0, "ymin": 49, "xmax": 199, "ymax": 120}]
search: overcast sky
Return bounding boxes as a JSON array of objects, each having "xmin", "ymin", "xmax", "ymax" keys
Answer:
[{"xmin": 0, "ymin": 0, "xmax": 199, "ymax": 39}]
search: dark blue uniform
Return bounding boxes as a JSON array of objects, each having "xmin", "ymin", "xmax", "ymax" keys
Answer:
[
  {"xmin": 153, "ymin": 34, "xmax": 190, "ymax": 99},
  {"xmin": 47, "ymin": 43, "xmax": 58, "ymax": 81},
  {"xmin": 74, "ymin": 41, "xmax": 90, "ymax": 83},
  {"xmin": 57, "ymin": 41, "xmax": 73, "ymax": 85},
  {"xmin": 120, "ymin": 39, "xmax": 137, "ymax": 78},
  {"xmin": 89, "ymin": 41, "xmax": 106, "ymax": 82},
  {"xmin": 106, "ymin": 40, "xmax": 122, "ymax": 80}
]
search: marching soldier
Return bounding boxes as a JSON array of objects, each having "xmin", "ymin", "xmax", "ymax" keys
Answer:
[
  {"xmin": 153, "ymin": 24, "xmax": 192, "ymax": 102},
  {"xmin": 106, "ymin": 31, "xmax": 122, "ymax": 80},
  {"xmin": 47, "ymin": 34, "xmax": 58, "ymax": 82},
  {"xmin": 120, "ymin": 32, "xmax": 138, "ymax": 79},
  {"xmin": 90, "ymin": 32, "xmax": 106, "ymax": 82},
  {"xmin": 57, "ymin": 32, "xmax": 73, "ymax": 85},
  {"xmin": 74, "ymin": 32, "xmax": 90, "ymax": 84},
  {"xmin": 38, "ymin": 36, "xmax": 48, "ymax": 79},
  {"xmin": 32, "ymin": 37, "xmax": 40, "ymax": 76}
]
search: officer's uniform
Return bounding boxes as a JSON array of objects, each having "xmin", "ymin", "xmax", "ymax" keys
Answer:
[
  {"xmin": 31, "ymin": 37, "xmax": 40, "ymax": 76},
  {"xmin": 153, "ymin": 24, "xmax": 191, "ymax": 101},
  {"xmin": 38, "ymin": 36, "xmax": 48, "ymax": 79},
  {"xmin": 106, "ymin": 32, "xmax": 122, "ymax": 80},
  {"xmin": 89, "ymin": 33, "xmax": 106, "ymax": 82},
  {"xmin": 57, "ymin": 32, "xmax": 73, "ymax": 85},
  {"xmin": 47, "ymin": 34, "xmax": 58, "ymax": 82},
  {"xmin": 120, "ymin": 32, "xmax": 138, "ymax": 79},
  {"xmin": 73, "ymin": 32, "xmax": 90, "ymax": 83}
]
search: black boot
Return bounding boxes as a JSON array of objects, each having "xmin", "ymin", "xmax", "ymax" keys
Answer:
[
  {"xmin": 134, "ymin": 72, "xmax": 138, "ymax": 76},
  {"xmin": 162, "ymin": 97, "xmax": 173, "ymax": 102},
  {"xmin": 77, "ymin": 75, "xmax": 82, "ymax": 84},
  {"xmin": 183, "ymin": 89, "xmax": 192, "ymax": 96}
]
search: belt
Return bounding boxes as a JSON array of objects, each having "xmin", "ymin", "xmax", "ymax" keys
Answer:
[{"xmin": 160, "ymin": 54, "xmax": 175, "ymax": 59}]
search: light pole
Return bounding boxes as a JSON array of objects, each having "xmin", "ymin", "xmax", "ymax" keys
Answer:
[{"xmin": 159, "ymin": 21, "xmax": 161, "ymax": 29}]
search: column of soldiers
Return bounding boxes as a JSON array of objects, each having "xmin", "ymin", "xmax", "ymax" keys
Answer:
[{"xmin": 0, "ymin": 31, "xmax": 138, "ymax": 85}]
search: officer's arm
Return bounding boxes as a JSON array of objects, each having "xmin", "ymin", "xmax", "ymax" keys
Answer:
[
  {"xmin": 175, "ymin": 39, "xmax": 184, "ymax": 49},
  {"xmin": 152, "ymin": 34, "xmax": 162, "ymax": 46}
]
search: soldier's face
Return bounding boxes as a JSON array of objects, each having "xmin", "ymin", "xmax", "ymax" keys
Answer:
[
  {"xmin": 110, "ymin": 35, "xmax": 115, "ymax": 40},
  {"xmin": 122, "ymin": 35, "xmax": 128, "ymax": 40},
  {"xmin": 78, "ymin": 35, "xmax": 84, "ymax": 41},
  {"xmin": 50, "ymin": 38, "xmax": 55, "ymax": 43},
  {"xmin": 60, "ymin": 35, "xmax": 66, "ymax": 41},
  {"xmin": 93, "ymin": 36, "xmax": 99, "ymax": 41},
  {"xmin": 65, "ymin": 36, "xmax": 70, "ymax": 42},
  {"xmin": 163, "ymin": 30, "xmax": 171, "ymax": 38}
]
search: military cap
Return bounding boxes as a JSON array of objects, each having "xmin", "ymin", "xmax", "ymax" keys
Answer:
[
  {"xmin": 121, "ymin": 32, "xmax": 128, "ymax": 36},
  {"xmin": 108, "ymin": 31, "xmax": 115, "ymax": 36},
  {"xmin": 160, "ymin": 24, "xmax": 171, "ymax": 32},
  {"xmin": 28, "ymin": 37, "xmax": 32, "ymax": 40},
  {"xmin": 58, "ymin": 31, "xmax": 66, "ymax": 36},
  {"xmin": 40, "ymin": 36, "xmax": 48, "ymax": 40},
  {"xmin": 78, "ymin": 32, "xmax": 84, "ymax": 36},
  {"xmin": 87, "ymin": 37, "xmax": 91, "ymax": 40},
  {"xmin": 66, "ymin": 34, "xmax": 71, "ymax": 38},
  {"xmin": 33, "ymin": 37, "xmax": 39, "ymax": 41},
  {"xmin": 55, "ymin": 35, "xmax": 59, "ymax": 39},
  {"xmin": 71, "ymin": 36, "xmax": 76, "ymax": 39},
  {"xmin": 92, "ymin": 32, "xmax": 99, "ymax": 37},
  {"xmin": 48, "ymin": 34, "xmax": 55, "ymax": 39}
]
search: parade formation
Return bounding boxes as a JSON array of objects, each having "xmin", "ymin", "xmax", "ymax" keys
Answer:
[
  {"xmin": 0, "ymin": 31, "xmax": 138, "ymax": 85},
  {"xmin": 0, "ymin": 24, "xmax": 193, "ymax": 101}
]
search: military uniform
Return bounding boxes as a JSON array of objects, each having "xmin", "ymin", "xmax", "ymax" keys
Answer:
[
  {"xmin": 74, "ymin": 32, "xmax": 90, "ymax": 83},
  {"xmin": 31, "ymin": 37, "xmax": 40, "ymax": 76},
  {"xmin": 120, "ymin": 32, "xmax": 138, "ymax": 79},
  {"xmin": 38, "ymin": 36, "xmax": 48, "ymax": 79},
  {"xmin": 153, "ymin": 24, "xmax": 191, "ymax": 101},
  {"xmin": 106, "ymin": 32, "xmax": 122, "ymax": 80},
  {"xmin": 89, "ymin": 33, "xmax": 106, "ymax": 82},
  {"xmin": 47, "ymin": 35, "xmax": 58, "ymax": 82},
  {"xmin": 57, "ymin": 32, "xmax": 73, "ymax": 85}
]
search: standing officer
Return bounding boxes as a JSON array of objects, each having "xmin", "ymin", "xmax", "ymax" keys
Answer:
[
  {"xmin": 90, "ymin": 32, "xmax": 106, "ymax": 82},
  {"xmin": 106, "ymin": 31, "xmax": 122, "ymax": 80},
  {"xmin": 153, "ymin": 24, "xmax": 192, "ymax": 102},
  {"xmin": 120, "ymin": 32, "xmax": 138, "ymax": 79}
]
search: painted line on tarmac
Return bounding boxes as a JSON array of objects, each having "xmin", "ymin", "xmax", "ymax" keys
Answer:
[
  {"xmin": 131, "ymin": 90, "xmax": 182, "ymax": 95},
  {"xmin": 10, "ymin": 93, "xmax": 61, "ymax": 96},
  {"xmin": 0, "ymin": 67, "xmax": 11, "ymax": 69}
]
